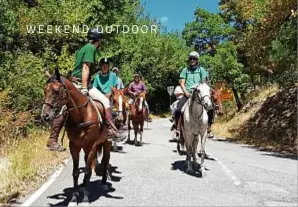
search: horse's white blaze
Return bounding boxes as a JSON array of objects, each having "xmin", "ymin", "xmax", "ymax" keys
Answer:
[
  {"xmin": 119, "ymin": 95, "xmax": 123, "ymax": 112},
  {"xmin": 139, "ymin": 97, "xmax": 143, "ymax": 111},
  {"xmin": 41, "ymin": 104, "xmax": 46, "ymax": 116}
]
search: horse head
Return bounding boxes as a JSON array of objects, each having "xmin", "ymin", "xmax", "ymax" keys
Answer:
[
  {"xmin": 111, "ymin": 88, "xmax": 127, "ymax": 122},
  {"xmin": 191, "ymin": 82, "xmax": 213, "ymax": 110},
  {"xmin": 41, "ymin": 69, "xmax": 70, "ymax": 122},
  {"xmin": 135, "ymin": 92, "xmax": 146, "ymax": 112}
]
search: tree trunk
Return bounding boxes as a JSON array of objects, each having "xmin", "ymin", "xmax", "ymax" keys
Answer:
[
  {"xmin": 231, "ymin": 86, "xmax": 243, "ymax": 111},
  {"xmin": 224, "ymin": 77, "xmax": 243, "ymax": 111}
]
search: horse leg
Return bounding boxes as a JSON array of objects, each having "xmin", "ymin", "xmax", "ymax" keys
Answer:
[
  {"xmin": 82, "ymin": 146, "xmax": 95, "ymax": 203},
  {"xmin": 192, "ymin": 135, "xmax": 200, "ymax": 171},
  {"xmin": 101, "ymin": 139, "xmax": 111, "ymax": 191},
  {"xmin": 185, "ymin": 141, "xmax": 194, "ymax": 174},
  {"xmin": 139, "ymin": 120, "xmax": 144, "ymax": 146},
  {"xmin": 133, "ymin": 122, "xmax": 138, "ymax": 146},
  {"xmin": 70, "ymin": 143, "xmax": 80, "ymax": 203},
  {"xmin": 199, "ymin": 130, "xmax": 207, "ymax": 177},
  {"xmin": 127, "ymin": 115, "xmax": 131, "ymax": 143}
]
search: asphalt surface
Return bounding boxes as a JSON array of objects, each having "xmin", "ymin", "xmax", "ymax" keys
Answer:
[{"xmin": 22, "ymin": 118, "xmax": 297, "ymax": 206}]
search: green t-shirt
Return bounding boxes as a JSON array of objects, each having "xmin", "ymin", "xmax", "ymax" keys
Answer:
[
  {"xmin": 72, "ymin": 43, "xmax": 97, "ymax": 79},
  {"xmin": 93, "ymin": 71, "xmax": 118, "ymax": 95},
  {"xmin": 179, "ymin": 66, "xmax": 208, "ymax": 92}
]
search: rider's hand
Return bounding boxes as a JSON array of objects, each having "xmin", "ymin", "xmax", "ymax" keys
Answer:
[
  {"xmin": 81, "ymin": 88, "xmax": 89, "ymax": 96},
  {"xmin": 185, "ymin": 92, "xmax": 190, "ymax": 98}
]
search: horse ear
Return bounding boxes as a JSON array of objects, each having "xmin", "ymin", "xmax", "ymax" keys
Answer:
[{"xmin": 55, "ymin": 68, "xmax": 61, "ymax": 82}]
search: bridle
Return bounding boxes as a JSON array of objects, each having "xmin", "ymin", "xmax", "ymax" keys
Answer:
[
  {"xmin": 110, "ymin": 91, "xmax": 124, "ymax": 115},
  {"xmin": 43, "ymin": 78, "xmax": 90, "ymax": 119}
]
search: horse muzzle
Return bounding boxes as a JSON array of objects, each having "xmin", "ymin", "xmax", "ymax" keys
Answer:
[{"xmin": 41, "ymin": 104, "xmax": 56, "ymax": 122}]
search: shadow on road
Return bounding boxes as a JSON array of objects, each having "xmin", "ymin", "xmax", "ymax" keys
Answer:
[
  {"xmin": 212, "ymin": 137, "xmax": 297, "ymax": 160},
  {"xmin": 171, "ymin": 160, "xmax": 202, "ymax": 178},
  {"xmin": 47, "ymin": 180, "xmax": 123, "ymax": 206},
  {"xmin": 47, "ymin": 164, "xmax": 123, "ymax": 206},
  {"xmin": 260, "ymin": 152, "xmax": 297, "ymax": 160}
]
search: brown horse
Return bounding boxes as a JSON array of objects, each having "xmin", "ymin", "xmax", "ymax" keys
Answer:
[
  {"xmin": 211, "ymin": 88, "xmax": 224, "ymax": 115},
  {"xmin": 41, "ymin": 70, "xmax": 111, "ymax": 203},
  {"xmin": 127, "ymin": 92, "xmax": 146, "ymax": 146},
  {"xmin": 110, "ymin": 87, "xmax": 129, "ymax": 129}
]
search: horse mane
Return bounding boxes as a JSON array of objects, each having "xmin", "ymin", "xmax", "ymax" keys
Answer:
[{"xmin": 46, "ymin": 74, "xmax": 65, "ymax": 84}]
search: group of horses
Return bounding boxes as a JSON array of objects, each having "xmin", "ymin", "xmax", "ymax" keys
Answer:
[
  {"xmin": 41, "ymin": 69, "xmax": 220, "ymax": 203},
  {"xmin": 109, "ymin": 85, "xmax": 147, "ymax": 146},
  {"xmin": 41, "ymin": 70, "xmax": 148, "ymax": 203}
]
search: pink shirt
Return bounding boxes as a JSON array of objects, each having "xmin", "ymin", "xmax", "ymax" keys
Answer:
[{"xmin": 128, "ymin": 81, "xmax": 146, "ymax": 94}]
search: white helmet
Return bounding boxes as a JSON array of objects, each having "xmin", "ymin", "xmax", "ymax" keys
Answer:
[{"xmin": 189, "ymin": 51, "xmax": 200, "ymax": 59}]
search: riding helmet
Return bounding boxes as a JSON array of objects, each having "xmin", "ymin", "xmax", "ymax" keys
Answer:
[
  {"xmin": 189, "ymin": 51, "xmax": 200, "ymax": 59},
  {"xmin": 87, "ymin": 27, "xmax": 102, "ymax": 41},
  {"xmin": 99, "ymin": 57, "xmax": 110, "ymax": 65}
]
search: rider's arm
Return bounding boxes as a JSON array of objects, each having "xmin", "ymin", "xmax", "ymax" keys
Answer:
[
  {"xmin": 119, "ymin": 78, "xmax": 125, "ymax": 89},
  {"xmin": 82, "ymin": 62, "xmax": 91, "ymax": 88},
  {"xmin": 128, "ymin": 83, "xmax": 135, "ymax": 95},
  {"xmin": 179, "ymin": 79, "xmax": 189, "ymax": 96},
  {"xmin": 142, "ymin": 82, "xmax": 147, "ymax": 94},
  {"xmin": 179, "ymin": 68, "xmax": 189, "ymax": 97}
]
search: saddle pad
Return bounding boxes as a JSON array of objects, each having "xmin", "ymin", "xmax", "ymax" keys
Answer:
[
  {"xmin": 181, "ymin": 99, "xmax": 190, "ymax": 112},
  {"xmin": 90, "ymin": 99, "xmax": 104, "ymax": 123}
]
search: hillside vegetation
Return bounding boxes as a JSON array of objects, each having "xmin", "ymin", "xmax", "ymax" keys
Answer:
[
  {"xmin": 0, "ymin": 0, "xmax": 297, "ymax": 204},
  {"xmin": 212, "ymin": 86, "xmax": 297, "ymax": 154}
]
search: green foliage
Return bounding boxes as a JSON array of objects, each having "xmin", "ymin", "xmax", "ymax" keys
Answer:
[
  {"xmin": 219, "ymin": 0, "xmax": 297, "ymax": 88},
  {"xmin": 183, "ymin": 8, "xmax": 234, "ymax": 53},
  {"xmin": 200, "ymin": 42, "xmax": 250, "ymax": 93},
  {"xmin": 182, "ymin": 8, "xmax": 250, "ymax": 94},
  {"xmin": 269, "ymin": 19, "xmax": 297, "ymax": 88},
  {"xmin": 7, "ymin": 53, "xmax": 44, "ymax": 112}
]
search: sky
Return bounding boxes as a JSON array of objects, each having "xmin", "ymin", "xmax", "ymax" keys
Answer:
[{"xmin": 140, "ymin": 0, "xmax": 220, "ymax": 32}]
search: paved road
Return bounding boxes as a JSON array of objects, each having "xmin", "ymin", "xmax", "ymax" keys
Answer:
[{"xmin": 22, "ymin": 118, "xmax": 297, "ymax": 206}]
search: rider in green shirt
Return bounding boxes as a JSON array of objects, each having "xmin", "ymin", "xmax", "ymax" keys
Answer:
[
  {"xmin": 46, "ymin": 28, "xmax": 125, "ymax": 151},
  {"xmin": 174, "ymin": 51, "xmax": 208, "ymax": 130}
]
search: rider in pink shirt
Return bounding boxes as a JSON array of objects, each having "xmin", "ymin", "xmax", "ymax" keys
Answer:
[{"xmin": 128, "ymin": 74, "xmax": 151, "ymax": 121}]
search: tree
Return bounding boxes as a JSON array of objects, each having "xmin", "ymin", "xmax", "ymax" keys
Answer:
[
  {"xmin": 182, "ymin": 8, "xmax": 248, "ymax": 110},
  {"xmin": 182, "ymin": 8, "xmax": 234, "ymax": 54}
]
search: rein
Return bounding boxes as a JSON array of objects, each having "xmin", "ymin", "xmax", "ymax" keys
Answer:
[{"xmin": 46, "ymin": 78, "xmax": 102, "ymax": 146}]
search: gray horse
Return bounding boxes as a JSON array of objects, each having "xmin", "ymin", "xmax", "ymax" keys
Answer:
[{"xmin": 181, "ymin": 82, "xmax": 213, "ymax": 176}]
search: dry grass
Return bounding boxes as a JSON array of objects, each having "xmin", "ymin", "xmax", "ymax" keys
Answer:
[
  {"xmin": 0, "ymin": 130, "xmax": 68, "ymax": 204},
  {"xmin": 212, "ymin": 106, "xmax": 261, "ymax": 139},
  {"xmin": 212, "ymin": 85, "xmax": 280, "ymax": 139},
  {"xmin": 150, "ymin": 111, "xmax": 171, "ymax": 119}
]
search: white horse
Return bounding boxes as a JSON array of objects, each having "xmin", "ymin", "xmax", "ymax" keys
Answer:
[{"xmin": 181, "ymin": 82, "xmax": 213, "ymax": 176}]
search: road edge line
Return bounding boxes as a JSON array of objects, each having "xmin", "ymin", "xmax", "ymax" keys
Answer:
[
  {"xmin": 217, "ymin": 159, "xmax": 241, "ymax": 186},
  {"xmin": 21, "ymin": 158, "xmax": 69, "ymax": 206}
]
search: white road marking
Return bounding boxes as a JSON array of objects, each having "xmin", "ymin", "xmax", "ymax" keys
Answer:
[
  {"xmin": 217, "ymin": 160, "xmax": 241, "ymax": 186},
  {"xmin": 68, "ymin": 201, "xmax": 78, "ymax": 207},
  {"xmin": 21, "ymin": 158, "xmax": 69, "ymax": 206}
]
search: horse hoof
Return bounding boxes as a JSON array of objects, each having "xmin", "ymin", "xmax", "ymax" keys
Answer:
[
  {"xmin": 70, "ymin": 193, "xmax": 78, "ymax": 203},
  {"xmin": 82, "ymin": 195, "xmax": 90, "ymax": 203},
  {"xmin": 186, "ymin": 168, "xmax": 194, "ymax": 175},
  {"xmin": 102, "ymin": 184, "xmax": 109, "ymax": 192},
  {"xmin": 186, "ymin": 167, "xmax": 194, "ymax": 175},
  {"xmin": 193, "ymin": 162, "xmax": 201, "ymax": 171},
  {"xmin": 199, "ymin": 169, "xmax": 206, "ymax": 177}
]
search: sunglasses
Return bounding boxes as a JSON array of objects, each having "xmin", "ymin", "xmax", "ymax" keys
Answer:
[{"xmin": 189, "ymin": 57, "xmax": 198, "ymax": 61}]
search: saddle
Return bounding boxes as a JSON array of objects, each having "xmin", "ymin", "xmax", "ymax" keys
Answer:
[{"xmin": 90, "ymin": 99, "xmax": 104, "ymax": 124}]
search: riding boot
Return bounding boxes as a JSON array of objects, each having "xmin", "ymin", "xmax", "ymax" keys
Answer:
[
  {"xmin": 46, "ymin": 114, "xmax": 66, "ymax": 152},
  {"xmin": 105, "ymin": 108, "xmax": 126, "ymax": 141}
]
